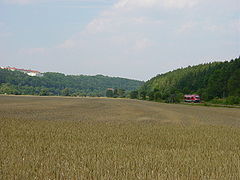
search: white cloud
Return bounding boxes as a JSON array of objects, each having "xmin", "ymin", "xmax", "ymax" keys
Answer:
[
  {"xmin": 203, "ymin": 24, "xmax": 219, "ymax": 32},
  {"xmin": 177, "ymin": 20, "xmax": 239, "ymax": 35},
  {"xmin": 81, "ymin": 0, "xmax": 201, "ymax": 36},
  {"xmin": 4, "ymin": 0, "xmax": 115, "ymax": 5},
  {"xmin": 85, "ymin": 16, "xmax": 162, "ymax": 35},
  {"xmin": 60, "ymin": 13, "xmax": 159, "ymax": 53},
  {"xmin": 7, "ymin": 0, "xmax": 238, "ymax": 80},
  {"xmin": 85, "ymin": 18, "xmax": 114, "ymax": 34},
  {"xmin": 56, "ymin": 0, "xmax": 236, "ymax": 56},
  {"xmin": 57, "ymin": 39, "xmax": 76, "ymax": 49},
  {"xmin": 114, "ymin": 0, "xmax": 200, "ymax": 10},
  {"xmin": 134, "ymin": 38, "xmax": 153, "ymax": 50},
  {"xmin": 19, "ymin": 48, "xmax": 46, "ymax": 55},
  {"xmin": 177, "ymin": 22, "xmax": 197, "ymax": 33},
  {"xmin": 5, "ymin": 0, "xmax": 35, "ymax": 4},
  {"xmin": 231, "ymin": 20, "xmax": 240, "ymax": 32}
]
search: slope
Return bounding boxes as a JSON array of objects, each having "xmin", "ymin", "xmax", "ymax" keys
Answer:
[
  {"xmin": 136, "ymin": 57, "xmax": 240, "ymax": 103},
  {"xmin": 0, "ymin": 70, "xmax": 144, "ymax": 96}
]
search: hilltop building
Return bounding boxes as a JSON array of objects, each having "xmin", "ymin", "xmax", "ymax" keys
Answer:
[
  {"xmin": 107, "ymin": 88, "xmax": 114, "ymax": 91},
  {"xmin": 0, "ymin": 66, "xmax": 43, "ymax": 77}
]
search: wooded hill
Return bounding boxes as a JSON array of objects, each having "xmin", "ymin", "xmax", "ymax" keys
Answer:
[
  {"xmin": 0, "ymin": 70, "xmax": 144, "ymax": 97},
  {"xmin": 132, "ymin": 57, "xmax": 240, "ymax": 104}
]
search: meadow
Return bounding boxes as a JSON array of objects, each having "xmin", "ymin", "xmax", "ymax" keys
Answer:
[{"xmin": 0, "ymin": 95, "xmax": 240, "ymax": 179}]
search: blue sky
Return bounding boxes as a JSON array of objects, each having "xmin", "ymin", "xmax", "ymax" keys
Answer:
[{"xmin": 0, "ymin": 0, "xmax": 239, "ymax": 80}]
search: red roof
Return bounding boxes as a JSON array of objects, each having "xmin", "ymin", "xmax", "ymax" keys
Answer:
[{"xmin": 3, "ymin": 67, "xmax": 41, "ymax": 73}]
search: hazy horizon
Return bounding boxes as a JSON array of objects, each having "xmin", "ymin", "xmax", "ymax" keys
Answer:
[{"xmin": 1, "ymin": 0, "xmax": 239, "ymax": 81}]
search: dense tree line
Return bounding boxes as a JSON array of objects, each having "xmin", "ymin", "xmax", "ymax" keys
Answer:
[
  {"xmin": 131, "ymin": 57, "xmax": 240, "ymax": 105},
  {"xmin": 0, "ymin": 70, "xmax": 144, "ymax": 97},
  {"xmin": 106, "ymin": 88, "xmax": 126, "ymax": 98}
]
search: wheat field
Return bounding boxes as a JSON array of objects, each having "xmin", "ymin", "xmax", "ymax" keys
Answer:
[{"xmin": 0, "ymin": 95, "xmax": 240, "ymax": 179}]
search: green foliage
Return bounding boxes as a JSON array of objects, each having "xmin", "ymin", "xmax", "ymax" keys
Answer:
[
  {"xmin": 61, "ymin": 88, "xmax": 70, "ymax": 96},
  {"xmin": 210, "ymin": 96, "xmax": 240, "ymax": 105},
  {"xmin": 135, "ymin": 57, "xmax": 240, "ymax": 104},
  {"xmin": 210, "ymin": 98, "xmax": 226, "ymax": 105},
  {"xmin": 0, "ymin": 70, "xmax": 144, "ymax": 97},
  {"xmin": 225, "ymin": 96, "xmax": 240, "ymax": 105},
  {"xmin": 130, "ymin": 91, "xmax": 138, "ymax": 99},
  {"xmin": 39, "ymin": 88, "xmax": 51, "ymax": 96},
  {"xmin": 139, "ymin": 90, "xmax": 147, "ymax": 100},
  {"xmin": 117, "ymin": 89, "xmax": 126, "ymax": 98},
  {"xmin": 108, "ymin": 88, "xmax": 126, "ymax": 98},
  {"xmin": 0, "ymin": 83, "xmax": 19, "ymax": 95},
  {"xmin": 228, "ymin": 69, "xmax": 240, "ymax": 97},
  {"xmin": 106, "ymin": 89, "xmax": 114, "ymax": 97}
]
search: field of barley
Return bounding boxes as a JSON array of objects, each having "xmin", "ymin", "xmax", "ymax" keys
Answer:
[{"xmin": 0, "ymin": 95, "xmax": 240, "ymax": 179}]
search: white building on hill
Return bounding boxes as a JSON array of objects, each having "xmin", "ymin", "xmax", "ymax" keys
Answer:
[{"xmin": 0, "ymin": 66, "xmax": 43, "ymax": 77}]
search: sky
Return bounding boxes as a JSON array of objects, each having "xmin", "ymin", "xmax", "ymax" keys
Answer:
[{"xmin": 0, "ymin": 0, "xmax": 239, "ymax": 81}]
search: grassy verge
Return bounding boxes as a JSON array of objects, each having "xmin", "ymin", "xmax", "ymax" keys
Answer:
[{"xmin": 181, "ymin": 102, "xmax": 240, "ymax": 108}]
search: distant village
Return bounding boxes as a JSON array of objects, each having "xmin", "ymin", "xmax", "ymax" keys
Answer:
[{"xmin": 0, "ymin": 66, "xmax": 43, "ymax": 77}]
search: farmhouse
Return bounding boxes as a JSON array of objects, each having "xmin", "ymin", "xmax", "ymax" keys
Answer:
[
  {"xmin": 107, "ymin": 88, "xmax": 114, "ymax": 91},
  {"xmin": 0, "ymin": 66, "xmax": 43, "ymax": 77}
]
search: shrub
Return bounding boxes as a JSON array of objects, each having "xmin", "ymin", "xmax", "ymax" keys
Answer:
[{"xmin": 225, "ymin": 96, "xmax": 240, "ymax": 105}]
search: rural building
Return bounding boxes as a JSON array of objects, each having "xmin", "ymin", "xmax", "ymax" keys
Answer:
[
  {"xmin": 107, "ymin": 88, "xmax": 114, "ymax": 91},
  {"xmin": 0, "ymin": 66, "xmax": 43, "ymax": 77}
]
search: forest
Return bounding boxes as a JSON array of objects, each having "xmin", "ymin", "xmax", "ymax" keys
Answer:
[
  {"xmin": 1, "ymin": 57, "xmax": 240, "ymax": 104},
  {"xmin": 131, "ymin": 57, "xmax": 240, "ymax": 105},
  {"xmin": 0, "ymin": 70, "xmax": 144, "ymax": 97}
]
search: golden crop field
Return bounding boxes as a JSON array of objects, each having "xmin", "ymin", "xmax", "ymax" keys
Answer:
[{"xmin": 0, "ymin": 95, "xmax": 240, "ymax": 179}]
